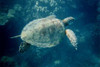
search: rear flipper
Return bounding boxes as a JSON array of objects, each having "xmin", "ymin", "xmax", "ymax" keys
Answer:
[
  {"xmin": 19, "ymin": 42, "xmax": 31, "ymax": 53},
  {"xmin": 65, "ymin": 29, "xmax": 77, "ymax": 50}
]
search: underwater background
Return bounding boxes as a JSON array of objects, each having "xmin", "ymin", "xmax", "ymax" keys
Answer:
[{"xmin": 0, "ymin": 0, "xmax": 100, "ymax": 67}]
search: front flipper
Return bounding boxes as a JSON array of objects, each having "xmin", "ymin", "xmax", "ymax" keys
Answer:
[
  {"xmin": 19, "ymin": 42, "xmax": 31, "ymax": 53},
  {"xmin": 65, "ymin": 29, "xmax": 77, "ymax": 50}
]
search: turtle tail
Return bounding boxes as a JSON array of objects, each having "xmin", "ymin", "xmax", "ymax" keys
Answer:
[{"xmin": 10, "ymin": 35, "xmax": 21, "ymax": 39}]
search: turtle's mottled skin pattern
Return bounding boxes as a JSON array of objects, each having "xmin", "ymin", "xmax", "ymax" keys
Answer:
[{"xmin": 21, "ymin": 17, "xmax": 65, "ymax": 48}]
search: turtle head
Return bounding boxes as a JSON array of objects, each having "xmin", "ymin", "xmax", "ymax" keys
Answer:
[
  {"xmin": 62, "ymin": 17, "xmax": 75, "ymax": 26},
  {"xmin": 19, "ymin": 42, "xmax": 30, "ymax": 53}
]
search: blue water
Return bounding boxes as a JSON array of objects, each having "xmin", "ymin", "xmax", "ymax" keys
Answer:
[{"xmin": 0, "ymin": 0, "xmax": 100, "ymax": 67}]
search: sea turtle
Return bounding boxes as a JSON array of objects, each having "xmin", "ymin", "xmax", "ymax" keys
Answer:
[{"xmin": 11, "ymin": 15, "xmax": 77, "ymax": 53}]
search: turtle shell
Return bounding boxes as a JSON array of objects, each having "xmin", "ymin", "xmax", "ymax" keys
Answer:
[{"xmin": 21, "ymin": 15, "xmax": 65, "ymax": 48}]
